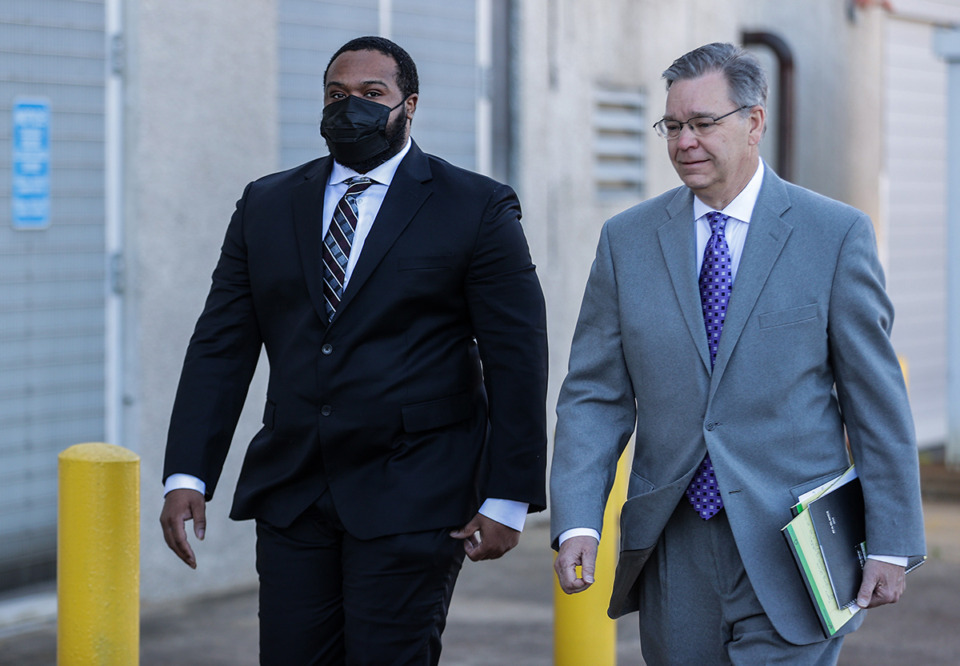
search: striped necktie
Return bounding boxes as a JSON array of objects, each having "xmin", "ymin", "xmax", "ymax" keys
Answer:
[
  {"xmin": 685, "ymin": 211, "xmax": 733, "ymax": 520},
  {"xmin": 322, "ymin": 176, "xmax": 372, "ymax": 320}
]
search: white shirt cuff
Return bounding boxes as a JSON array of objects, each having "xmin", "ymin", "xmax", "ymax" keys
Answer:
[
  {"xmin": 478, "ymin": 498, "xmax": 528, "ymax": 532},
  {"xmin": 164, "ymin": 473, "xmax": 206, "ymax": 497},
  {"xmin": 558, "ymin": 527, "xmax": 601, "ymax": 546},
  {"xmin": 867, "ymin": 554, "xmax": 908, "ymax": 567}
]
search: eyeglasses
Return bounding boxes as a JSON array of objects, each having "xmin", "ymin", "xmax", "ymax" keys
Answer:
[{"xmin": 652, "ymin": 106, "xmax": 750, "ymax": 140}]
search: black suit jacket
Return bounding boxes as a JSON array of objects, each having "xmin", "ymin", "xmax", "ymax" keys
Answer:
[{"xmin": 164, "ymin": 142, "xmax": 548, "ymax": 538}]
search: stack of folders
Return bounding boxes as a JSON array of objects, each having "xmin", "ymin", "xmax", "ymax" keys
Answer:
[{"xmin": 781, "ymin": 465, "xmax": 924, "ymax": 638}]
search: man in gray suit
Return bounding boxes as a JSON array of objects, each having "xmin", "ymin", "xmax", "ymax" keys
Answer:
[{"xmin": 550, "ymin": 42, "xmax": 925, "ymax": 663}]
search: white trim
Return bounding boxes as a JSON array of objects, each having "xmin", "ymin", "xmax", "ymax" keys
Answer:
[
  {"xmin": 379, "ymin": 0, "xmax": 392, "ymax": 39},
  {"xmin": 476, "ymin": 0, "xmax": 492, "ymax": 175},
  {"xmin": 105, "ymin": 0, "xmax": 125, "ymax": 448},
  {"xmin": 934, "ymin": 27, "xmax": 960, "ymax": 465}
]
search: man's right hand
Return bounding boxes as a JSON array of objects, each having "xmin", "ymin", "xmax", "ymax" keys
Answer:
[
  {"xmin": 554, "ymin": 535, "xmax": 599, "ymax": 594},
  {"xmin": 159, "ymin": 488, "xmax": 206, "ymax": 569}
]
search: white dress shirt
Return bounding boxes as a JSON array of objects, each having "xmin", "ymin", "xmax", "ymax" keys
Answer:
[
  {"xmin": 322, "ymin": 138, "xmax": 412, "ymax": 290},
  {"xmin": 166, "ymin": 138, "xmax": 529, "ymax": 532}
]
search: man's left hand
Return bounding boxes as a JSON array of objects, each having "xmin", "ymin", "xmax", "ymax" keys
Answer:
[
  {"xmin": 857, "ymin": 558, "xmax": 906, "ymax": 608},
  {"xmin": 450, "ymin": 513, "xmax": 520, "ymax": 561}
]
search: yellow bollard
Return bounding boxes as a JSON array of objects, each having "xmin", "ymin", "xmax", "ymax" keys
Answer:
[
  {"xmin": 58, "ymin": 442, "xmax": 140, "ymax": 666},
  {"xmin": 554, "ymin": 448, "xmax": 630, "ymax": 666}
]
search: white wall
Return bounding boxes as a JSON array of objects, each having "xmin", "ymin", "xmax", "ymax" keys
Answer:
[{"xmin": 884, "ymin": 17, "xmax": 949, "ymax": 448}]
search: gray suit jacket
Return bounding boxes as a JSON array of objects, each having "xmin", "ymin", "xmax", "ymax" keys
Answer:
[{"xmin": 550, "ymin": 165, "xmax": 926, "ymax": 645}]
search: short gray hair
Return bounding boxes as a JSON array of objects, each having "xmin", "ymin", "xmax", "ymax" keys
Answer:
[{"xmin": 662, "ymin": 42, "xmax": 767, "ymax": 110}]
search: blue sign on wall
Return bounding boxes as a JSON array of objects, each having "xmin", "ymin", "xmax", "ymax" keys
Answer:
[{"xmin": 12, "ymin": 98, "xmax": 51, "ymax": 230}]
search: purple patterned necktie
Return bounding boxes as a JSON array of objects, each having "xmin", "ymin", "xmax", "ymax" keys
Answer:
[
  {"xmin": 322, "ymin": 177, "xmax": 372, "ymax": 320},
  {"xmin": 685, "ymin": 211, "xmax": 732, "ymax": 520}
]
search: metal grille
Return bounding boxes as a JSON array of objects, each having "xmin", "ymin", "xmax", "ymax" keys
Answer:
[{"xmin": 593, "ymin": 85, "xmax": 646, "ymax": 199}]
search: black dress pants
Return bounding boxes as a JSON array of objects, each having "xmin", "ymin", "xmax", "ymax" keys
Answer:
[{"xmin": 255, "ymin": 490, "xmax": 466, "ymax": 666}]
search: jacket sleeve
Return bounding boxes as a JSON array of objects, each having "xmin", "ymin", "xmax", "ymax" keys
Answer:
[
  {"xmin": 828, "ymin": 214, "xmax": 925, "ymax": 560},
  {"xmin": 464, "ymin": 184, "xmax": 549, "ymax": 512},
  {"xmin": 163, "ymin": 182, "xmax": 264, "ymax": 500},
  {"xmin": 550, "ymin": 222, "xmax": 637, "ymax": 546}
]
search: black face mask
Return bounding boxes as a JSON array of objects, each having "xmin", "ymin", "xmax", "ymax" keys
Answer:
[{"xmin": 320, "ymin": 95, "xmax": 406, "ymax": 166}]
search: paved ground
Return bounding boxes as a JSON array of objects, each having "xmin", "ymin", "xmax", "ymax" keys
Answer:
[{"xmin": 2, "ymin": 471, "xmax": 959, "ymax": 665}]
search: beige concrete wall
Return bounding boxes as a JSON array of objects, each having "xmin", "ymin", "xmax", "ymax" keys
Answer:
[
  {"xmin": 125, "ymin": 0, "xmax": 277, "ymax": 602},
  {"xmin": 744, "ymin": 1, "xmax": 885, "ymax": 224},
  {"xmin": 515, "ymin": 0, "xmax": 753, "ymax": 448},
  {"xmin": 513, "ymin": 1, "xmax": 899, "ymax": 492}
]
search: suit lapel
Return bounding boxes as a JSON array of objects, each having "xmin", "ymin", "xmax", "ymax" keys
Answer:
[
  {"xmin": 658, "ymin": 189, "xmax": 712, "ymax": 372},
  {"xmin": 335, "ymin": 142, "xmax": 433, "ymax": 317},
  {"xmin": 709, "ymin": 170, "xmax": 793, "ymax": 391},
  {"xmin": 291, "ymin": 157, "xmax": 334, "ymax": 325}
]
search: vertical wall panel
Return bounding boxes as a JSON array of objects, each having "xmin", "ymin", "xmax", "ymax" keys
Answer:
[
  {"xmin": 278, "ymin": 0, "xmax": 379, "ymax": 169},
  {"xmin": 392, "ymin": 0, "xmax": 477, "ymax": 170},
  {"xmin": 0, "ymin": 0, "xmax": 107, "ymax": 590},
  {"xmin": 278, "ymin": 0, "xmax": 479, "ymax": 172},
  {"xmin": 884, "ymin": 18, "xmax": 948, "ymax": 447}
]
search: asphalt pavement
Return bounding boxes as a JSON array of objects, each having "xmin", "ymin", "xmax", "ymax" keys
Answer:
[{"xmin": 2, "ymin": 464, "xmax": 959, "ymax": 665}]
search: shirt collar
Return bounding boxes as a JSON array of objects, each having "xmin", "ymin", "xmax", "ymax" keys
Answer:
[
  {"xmin": 329, "ymin": 137, "xmax": 412, "ymax": 187},
  {"xmin": 693, "ymin": 158, "xmax": 766, "ymax": 223}
]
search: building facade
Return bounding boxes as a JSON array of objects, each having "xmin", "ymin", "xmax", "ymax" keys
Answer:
[{"xmin": 0, "ymin": 0, "xmax": 956, "ymax": 606}]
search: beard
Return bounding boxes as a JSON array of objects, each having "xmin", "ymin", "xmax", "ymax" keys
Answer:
[{"xmin": 326, "ymin": 110, "xmax": 408, "ymax": 174}]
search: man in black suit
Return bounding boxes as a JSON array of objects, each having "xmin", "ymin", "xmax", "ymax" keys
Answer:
[{"xmin": 159, "ymin": 36, "xmax": 548, "ymax": 665}]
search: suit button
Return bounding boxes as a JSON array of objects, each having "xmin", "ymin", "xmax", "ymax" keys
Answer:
[
  {"xmin": 321, "ymin": 344, "xmax": 333, "ymax": 355},
  {"xmin": 705, "ymin": 422, "xmax": 716, "ymax": 431},
  {"xmin": 321, "ymin": 405, "xmax": 332, "ymax": 416}
]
